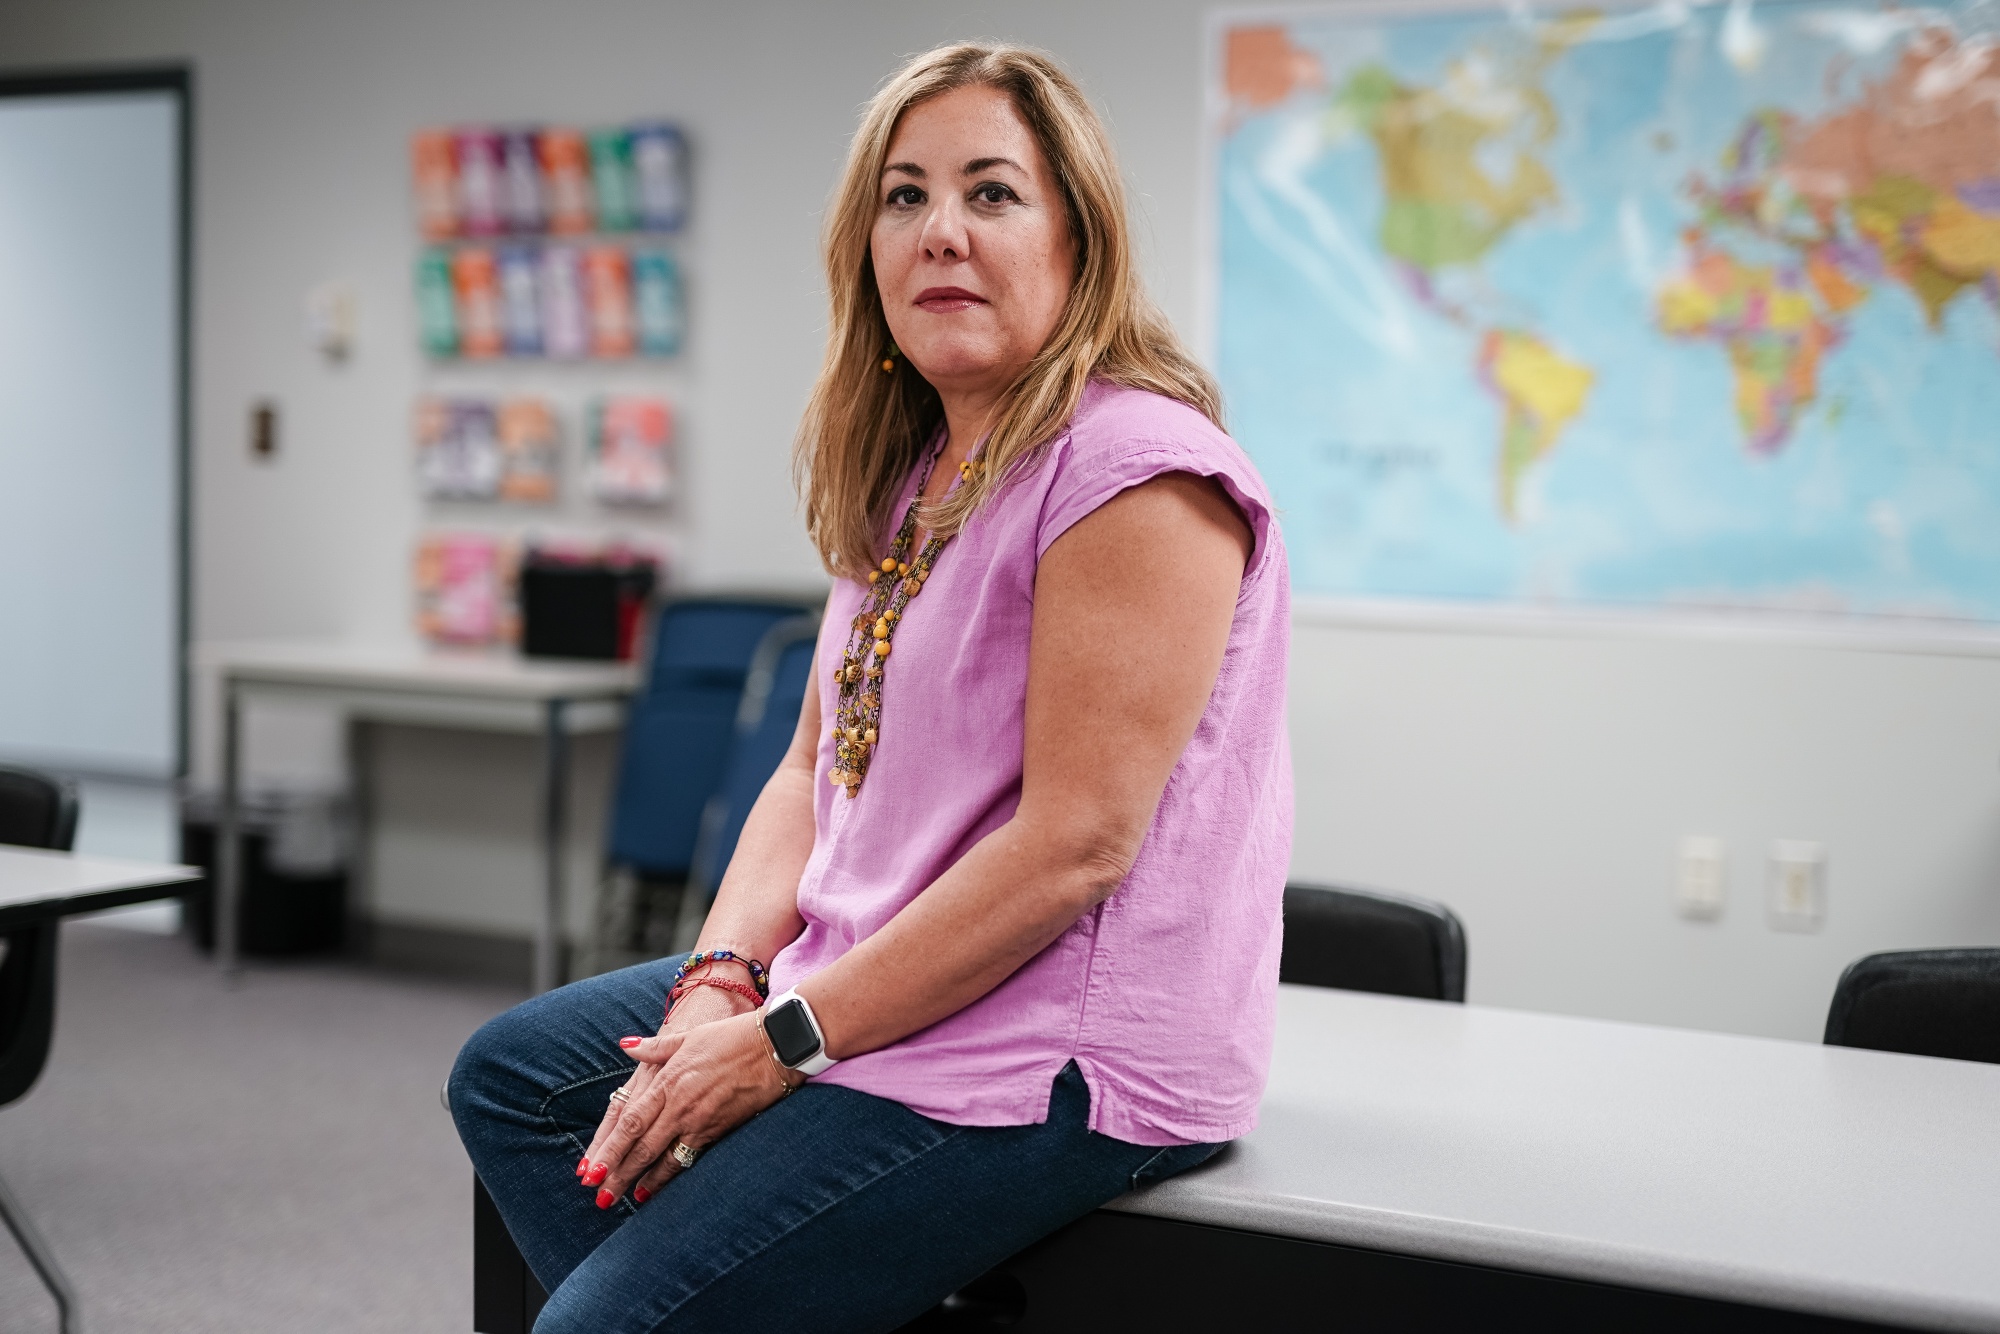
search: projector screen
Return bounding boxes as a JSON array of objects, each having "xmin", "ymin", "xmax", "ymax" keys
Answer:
[{"xmin": 0, "ymin": 74, "xmax": 186, "ymax": 779}]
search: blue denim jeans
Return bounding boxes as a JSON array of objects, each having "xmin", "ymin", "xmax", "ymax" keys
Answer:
[{"xmin": 448, "ymin": 954, "xmax": 1222, "ymax": 1334}]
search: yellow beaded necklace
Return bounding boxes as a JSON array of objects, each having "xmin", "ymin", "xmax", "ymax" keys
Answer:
[{"xmin": 826, "ymin": 445, "xmax": 983, "ymax": 798}]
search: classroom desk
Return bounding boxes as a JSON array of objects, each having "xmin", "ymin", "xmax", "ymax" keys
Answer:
[
  {"xmin": 1059, "ymin": 986, "xmax": 2000, "ymax": 1332},
  {"xmin": 209, "ymin": 643, "xmax": 637, "ymax": 993},
  {"xmin": 0, "ymin": 846, "xmax": 201, "ymax": 1334},
  {"xmin": 477, "ymin": 984, "xmax": 2000, "ymax": 1333}
]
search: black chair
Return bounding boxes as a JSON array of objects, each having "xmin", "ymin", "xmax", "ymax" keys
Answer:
[
  {"xmin": 0, "ymin": 764, "xmax": 81, "ymax": 1332},
  {"xmin": 0, "ymin": 766, "xmax": 78, "ymax": 852},
  {"xmin": 1281, "ymin": 882, "xmax": 1467, "ymax": 1002},
  {"xmin": 1823, "ymin": 949, "xmax": 2000, "ymax": 1065}
]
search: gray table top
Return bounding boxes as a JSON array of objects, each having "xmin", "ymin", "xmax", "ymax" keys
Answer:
[
  {"xmin": 0, "ymin": 846, "xmax": 203, "ymax": 927},
  {"xmin": 1110, "ymin": 985, "xmax": 2000, "ymax": 1332}
]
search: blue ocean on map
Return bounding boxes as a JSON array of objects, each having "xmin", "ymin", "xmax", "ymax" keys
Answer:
[{"xmin": 1214, "ymin": 1, "xmax": 2000, "ymax": 620}]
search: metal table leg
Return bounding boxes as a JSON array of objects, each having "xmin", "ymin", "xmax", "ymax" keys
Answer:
[
  {"xmin": 217, "ymin": 677, "xmax": 243, "ymax": 985},
  {"xmin": 0, "ymin": 1169, "xmax": 78, "ymax": 1333},
  {"xmin": 534, "ymin": 698, "xmax": 570, "ymax": 995},
  {"xmin": 345, "ymin": 718, "xmax": 374, "ymax": 954}
]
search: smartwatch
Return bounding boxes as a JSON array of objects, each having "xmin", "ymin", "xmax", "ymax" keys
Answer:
[{"xmin": 762, "ymin": 989, "xmax": 839, "ymax": 1077}]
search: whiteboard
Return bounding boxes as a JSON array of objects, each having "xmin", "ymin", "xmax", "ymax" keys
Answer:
[{"xmin": 0, "ymin": 84, "xmax": 184, "ymax": 777}]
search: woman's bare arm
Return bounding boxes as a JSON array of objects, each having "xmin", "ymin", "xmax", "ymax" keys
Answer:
[{"xmin": 801, "ymin": 471, "xmax": 1252, "ymax": 1056}]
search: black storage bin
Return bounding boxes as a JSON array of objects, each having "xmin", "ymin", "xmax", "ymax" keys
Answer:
[
  {"xmin": 179, "ymin": 794, "xmax": 347, "ymax": 956},
  {"xmin": 520, "ymin": 554, "xmax": 657, "ymax": 660}
]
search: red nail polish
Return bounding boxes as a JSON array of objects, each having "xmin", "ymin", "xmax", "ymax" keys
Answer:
[
  {"xmin": 633, "ymin": 1186, "xmax": 651, "ymax": 1204},
  {"xmin": 619, "ymin": 1036, "xmax": 643, "ymax": 1049},
  {"xmin": 575, "ymin": 1156, "xmax": 589, "ymax": 1175},
  {"xmin": 584, "ymin": 1163, "xmax": 608, "ymax": 1186},
  {"xmin": 595, "ymin": 1188, "xmax": 615, "ymax": 1209}
]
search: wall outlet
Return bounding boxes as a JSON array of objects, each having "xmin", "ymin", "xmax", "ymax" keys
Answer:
[
  {"xmin": 1676, "ymin": 835, "xmax": 1726, "ymax": 920},
  {"xmin": 1767, "ymin": 840, "xmax": 1826, "ymax": 932}
]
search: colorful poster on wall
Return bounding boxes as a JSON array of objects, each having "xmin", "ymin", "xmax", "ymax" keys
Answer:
[
  {"xmin": 587, "ymin": 396, "xmax": 673, "ymax": 506},
  {"xmin": 414, "ymin": 532, "xmax": 516, "ymax": 645},
  {"xmin": 497, "ymin": 398, "xmax": 560, "ymax": 503},
  {"xmin": 409, "ymin": 123, "xmax": 687, "ymax": 239},
  {"xmin": 1211, "ymin": 3, "xmax": 2000, "ymax": 626},
  {"xmin": 410, "ymin": 123, "xmax": 688, "ymax": 360},
  {"xmin": 414, "ymin": 397, "xmax": 501, "ymax": 500},
  {"xmin": 417, "ymin": 396, "xmax": 559, "ymax": 503}
]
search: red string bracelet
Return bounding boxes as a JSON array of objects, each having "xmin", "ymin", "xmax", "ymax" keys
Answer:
[{"xmin": 666, "ymin": 974, "xmax": 765, "ymax": 1016}]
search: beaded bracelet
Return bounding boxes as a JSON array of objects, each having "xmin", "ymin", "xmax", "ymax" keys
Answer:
[
  {"xmin": 670, "ymin": 948, "xmax": 770, "ymax": 998},
  {"xmin": 667, "ymin": 974, "xmax": 764, "ymax": 1014}
]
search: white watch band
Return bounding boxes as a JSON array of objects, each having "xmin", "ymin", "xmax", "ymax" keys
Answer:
[{"xmin": 766, "ymin": 989, "xmax": 839, "ymax": 1077}]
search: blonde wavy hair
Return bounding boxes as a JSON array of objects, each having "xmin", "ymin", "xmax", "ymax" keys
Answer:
[{"xmin": 794, "ymin": 41, "xmax": 1222, "ymax": 580}]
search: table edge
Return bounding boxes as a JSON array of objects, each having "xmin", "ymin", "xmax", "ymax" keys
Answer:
[
  {"xmin": 0, "ymin": 872, "xmax": 205, "ymax": 930},
  {"xmin": 1103, "ymin": 1187, "xmax": 2000, "ymax": 1333},
  {"xmin": 224, "ymin": 664, "xmax": 636, "ymax": 700}
]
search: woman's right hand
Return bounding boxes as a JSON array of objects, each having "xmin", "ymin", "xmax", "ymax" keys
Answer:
[{"xmin": 576, "ymin": 981, "xmax": 756, "ymax": 1190}]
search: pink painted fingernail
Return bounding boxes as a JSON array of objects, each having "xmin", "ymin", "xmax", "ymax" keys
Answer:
[
  {"xmin": 583, "ymin": 1163, "xmax": 608, "ymax": 1186},
  {"xmin": 595, "ymin": 1188, "xmax": 615, "ymax": 1210},
  {"xmin": 619, "ymin": 1036, "xmax": 643, "ymax": 1049},
  {"xmin": 633, "ymin": 1186, "xmax": 652, "ymax": 1204}
]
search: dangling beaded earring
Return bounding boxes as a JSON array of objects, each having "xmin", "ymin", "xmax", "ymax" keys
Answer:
[{"xmin": 880, "ymin": 341, "xmax": 900, "ymax": 373}]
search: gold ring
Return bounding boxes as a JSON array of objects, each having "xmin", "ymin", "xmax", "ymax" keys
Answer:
[
  {"xmin": 671, "ymin": 1141, "xmax": 699, "ymax": 1169},
  {"xmin": 609, "ymin": 1088, "xmax": 631, "ymax": 1106}
]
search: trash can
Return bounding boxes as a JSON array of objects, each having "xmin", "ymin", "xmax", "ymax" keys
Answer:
[{"xmin": 180, "ymin": 786, "xmax": 349, "ymax": 955}]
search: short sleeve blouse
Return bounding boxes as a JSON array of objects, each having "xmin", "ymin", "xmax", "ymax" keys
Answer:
[{"xmin": 766, "ymin": 380, "xmax": 1293, "ymax": 1146}]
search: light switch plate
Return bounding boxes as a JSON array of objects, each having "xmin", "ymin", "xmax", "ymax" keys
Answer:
[
  {"xmin": 305, "ymin": 279, "xmax": 355, "ymax": 359},
  {"xmin": 1676, "ymin": 835, "xmax": 1726, "ymax": 920},
  {"xmin": 1767, "ymin": 840, "xmax": 1825, "ymax": 932}
]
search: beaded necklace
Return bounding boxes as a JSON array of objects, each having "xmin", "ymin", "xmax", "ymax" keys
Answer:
[{"xmin": 826, "ymin": 442, "xmax": 982, "ymax": 798}]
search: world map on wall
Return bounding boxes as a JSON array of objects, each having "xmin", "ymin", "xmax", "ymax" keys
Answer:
[{"xmin": 1213, "ymin": 2, "xmax": 2000, "ymax": 621}]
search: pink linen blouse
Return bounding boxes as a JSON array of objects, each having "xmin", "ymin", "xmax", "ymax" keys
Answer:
[{"xmin": 766, "ymin": 380, "xmax": 1292, "ymax": 1146}]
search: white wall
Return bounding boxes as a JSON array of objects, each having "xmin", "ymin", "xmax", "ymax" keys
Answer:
[{"xmin": 4, "ymin": 0, "xmax": 1995, "ymax": 1037}]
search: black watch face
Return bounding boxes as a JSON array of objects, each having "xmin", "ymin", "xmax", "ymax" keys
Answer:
[{"xmin": 765, "ymin": 999, "xmax": 822, "ymax": 1068}]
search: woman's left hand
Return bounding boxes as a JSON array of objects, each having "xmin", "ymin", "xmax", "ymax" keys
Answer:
[{"xmin": 586, "ymin": 1008, "xmax": 798, "ymax": 1206}]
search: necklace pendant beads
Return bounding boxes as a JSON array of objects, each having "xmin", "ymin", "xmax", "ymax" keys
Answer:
[{"xmin": 827, "ymin": 446, "xmax": 959, "ymax": 798}]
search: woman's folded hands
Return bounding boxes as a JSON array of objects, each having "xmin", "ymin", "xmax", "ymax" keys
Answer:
[{"xmin": 575, "ymin": 987, "xmax": 795, "ymax": 1208}]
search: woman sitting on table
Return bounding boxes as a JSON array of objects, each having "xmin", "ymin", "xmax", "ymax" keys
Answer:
[{"xmin": 450, "ymin": 40, "xmax": 1291, "ymax": 1333}]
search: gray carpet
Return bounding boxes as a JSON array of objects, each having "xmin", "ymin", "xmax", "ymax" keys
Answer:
[{"xmin": 0, "ymin": 922, "xmax": 523, "ymax": 1332}]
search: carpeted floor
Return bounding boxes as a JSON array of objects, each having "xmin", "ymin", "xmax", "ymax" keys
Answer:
[{"xmin": 0, "ymin": 921, "xmax": 523, "ymax": 1333}]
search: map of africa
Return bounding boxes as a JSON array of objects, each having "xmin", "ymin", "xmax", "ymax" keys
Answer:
[{"xmin": 1213, "ymin": 2, "xmax": 2000, "ymax": 622}]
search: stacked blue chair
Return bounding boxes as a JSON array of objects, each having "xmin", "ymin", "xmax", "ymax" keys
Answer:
[
  {"xmin": 686, "ymin": 614, "xmax": 822, "ymax": 907},
  {"xmin": 599, "ymin": 597, "xmax": 818, "ymax": 960}
]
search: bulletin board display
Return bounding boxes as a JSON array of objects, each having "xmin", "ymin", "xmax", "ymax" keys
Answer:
[
  {"xmin": 1209, "ymin": 3, "xmax": 2000, "ymax": 631},
  {"xmin": 409, "ymin": 122, "xmax": 687, "ymax": 647},
  {"xmin": 411, "ymin": 124, "xmax": 687, "ymax": 360}
]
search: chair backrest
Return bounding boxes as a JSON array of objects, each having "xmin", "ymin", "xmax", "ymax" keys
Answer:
[
  {"xmin": 606, "ymin": 597, "xmax": 818, "ymax": 877},
  {"xmin": 1823, "ymin": 949, "xmax": 2000, "ymax": 1065},
  {"xmin": 1280, "ymin": 882, "xmax": 1467, "ymax": 1002},
  {"xmin": 0, "ymin": 766, "xmax": 79, "ymax": 851},
  {"xmin": 687, "ymin": 615, "xmax": 821, "ymax": 901},
  {"xmin": 0, "ymin": 765, "xmax": 76, "ymax": 1107}
]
